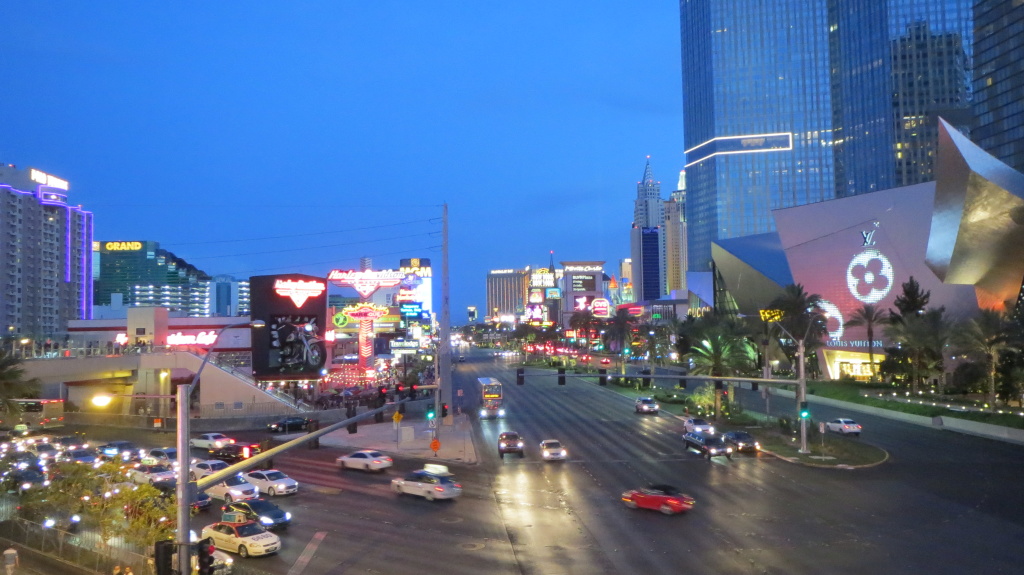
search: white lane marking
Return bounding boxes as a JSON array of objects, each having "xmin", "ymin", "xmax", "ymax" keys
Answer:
[{"xmin": 287, "ymin": 530, "xmax": 327, "ymax": 575}]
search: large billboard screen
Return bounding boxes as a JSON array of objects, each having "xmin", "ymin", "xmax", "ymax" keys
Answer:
[
  {"xmin": 250, "ymin": 274, "xmax": 328, "ymax": 378},
  {"xmin": 571, "ymin": 275, "xmax": 597, "ymax": 293}
]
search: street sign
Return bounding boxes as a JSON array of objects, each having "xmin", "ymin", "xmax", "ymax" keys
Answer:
[
  {"xmin": 819, "ymin": 421, "xmax": 826, "ymax": 434},
  {"xmin": 457, "ymin": 389, "xmax": 463, "ymax": 397},
  {"xmin": 392, "ymin": 411, "xmax": 403, "ymax": 423},
  {"xmin": 430, "ymin": 438, "xmax": 441, "ymax": 453},
  {"xmin": 428, "ymin": 418, "xmax": 437, "ymax": 428}
]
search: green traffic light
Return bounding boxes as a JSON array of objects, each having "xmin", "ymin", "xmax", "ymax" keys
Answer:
[{"xmin": 426, "ymin": 410, "xmax": 435, "ymax": 420}]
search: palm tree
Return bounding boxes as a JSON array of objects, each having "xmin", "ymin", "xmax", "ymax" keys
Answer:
[
  {"xmin": 605, "ymin": 309, "xmax": 633, "ymax": 355},
  {"xmin": 767, "ymin": 284, "xmax": 827, "ymax": 374},
  {"xmin": 0, "ymin": 349, "xmax": 41, "ymax": 416},
  {"xmin": 951, "ymin": 309, "xmax": 1015, "ymax": 411},
  {"xmin": 884, "ymin": 308, "xmax": 950, "ymax": 394},
  {"xmin": 843, "ymin": 304, "xmax": 888, "ymax": 381},
  {"xmin": 684, "ymin": 329, "xmax": 757, "ymax": 419}
]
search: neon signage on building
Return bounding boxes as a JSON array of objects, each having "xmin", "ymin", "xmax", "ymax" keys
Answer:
[
  {"xmin": 30, "ymin": 168, "xmax": 69, "ymax": 191},
  {"xmin": 103, "ymin": 241, "xmax": 143, "ymax": 251},
  {"xmin": 166, "ymin": 331, "xmax": 219, "ymax": 346},
  {"xmin": 273, "ymin": 279, "xmax": 326, "ymax": 308},
  {"xmin": 328, "ymin": 269, "xmax": 404, "ymax": 298}
]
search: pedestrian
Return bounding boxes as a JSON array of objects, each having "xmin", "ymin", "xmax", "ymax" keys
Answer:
[
  {"xmin": 123, "ymin": 567, "xmax": 134, "ymax": 575},
  {"xmin": 3, "ymin": 546, "xmax": 18, "ymax": 575},
  {"xmin": 112, "ymin": 566, "xmax": 121, "ymax": 575}
]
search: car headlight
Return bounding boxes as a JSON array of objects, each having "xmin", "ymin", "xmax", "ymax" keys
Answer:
[
  {"xmin": 498, "ymin": 409, "xmax": 505, "ymax": 416},
  {"xmin": 285, "ymin": 512, "xmax": 292, "ymax": 520},
  {"xmin": 561, "ymin": 450, "xmax": 567, "ymax": 456},
  {"xmin": 229, "ymin": 489, "xmax": 242, "ymax": 495},
  {"xmin": 260, "ymin": 516, "xmax": 273, "ymax": 525},
  {"xmin": 21, "ymin": 482, "xmax": 31, "ymax": 490},
  {"xmin": 708, "ymin": 427, "xmax": 715, "ymax": 434},
  {"xmin": 277, "ymin": 484, "xmax": 287, "ymax": 490},
  {"xmin": 479, "ymin": 410, "xmax": 486, "ymax": 417},
  {"xmin": 517, "ymin": 442, "xmax": 523, "ymax": 448}
]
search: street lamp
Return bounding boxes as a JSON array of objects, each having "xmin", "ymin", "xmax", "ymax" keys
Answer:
[
  {"xmin": 772, "ymin": 313, "xmax": 825, "ymax": 455},
  {"xmin": 176, "ymin": 320, "xmax": 264, "ymax": 575}
]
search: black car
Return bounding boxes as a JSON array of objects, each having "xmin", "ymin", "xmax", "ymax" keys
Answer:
[
  {"xmin": 208, "ymin": 443, "xmax": 261, "ymax": 464},
  {"xmin": 267, "ymin": 417, "xmax": 313, "ymax": 433},
  {"xmin": 152, "ymin": 479, "xmax": 212, "ymax": 512},
  {"xmin": 222, "ymin": 498, "xmax": 291, "ymax": 529},
  {"xmin": 722, "ymin": 431, "xmax": 761, "ymax": 453},
  {"xmin": 98, "ymin": 441, "xmax": 141, "ymax": 462},
  {"xmin": 682, "ymin": 431, "xmax": 733, "ymax": 460},
  {"xmin": 498, "ymin": 432, "xmax": 524, "ymax": 458}
]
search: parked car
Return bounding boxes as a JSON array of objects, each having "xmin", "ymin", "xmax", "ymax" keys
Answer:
[
  {"xmin": 60, "ymin": 448, "xmax": 98, "ymax": 464},
  {"xmin": 722, "ymin": 431, "xmax": 761, "ymax": 453},
  {"xmin": 621, "ymin": 484, "xmax": 695, "ymax": 515},
  {"xmin": 635, "ymin": 397, "xmax": 660, "ymax": 414},
  {"xmin": 190, "ymin": 433, "xmax": 237, "ymax": 450},
  {"xmin": 266, "ymin": 417, "xmax": 313, "ymax": 433},
  {"xmin": 682, "ymin": 431, "xmax": 733, "ymax": 459},
  {"xmin": 128, "ymin": 463, "xmax": 177, "ymax": 484},
  {"xmin": 391, "ymin": 464, "xmax": 462, "ymax": 501},
  {"xmin": 683, "ymin": 418, "xmax": 715, "ymax": 434},
  {"xmin": 539, "ymin": 439, "xmax": 567, "ymax": 461},
  {"xmin": 498, "ymin": 432, "xmax": 525, "ymax": 458},
  {"xmin": 242, "ymin": 469, "xmax": 298, "ymax": 496},
  {"xmin": 826, "ymin": 418, "xmax": 863, "ymax": 436},
  {"xmin": 221, "ymin": 498, "xmax": 292, "ymax": 530},
  {"xmin": 201, "ymin": 520, "xmax": 280, "ymax": 558},
  {"xmin": 335, "ymin": 450, "xmax": 393, "ymax": 472}
]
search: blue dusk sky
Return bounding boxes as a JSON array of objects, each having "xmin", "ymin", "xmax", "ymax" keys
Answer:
[{"xmin": 2, "ymin": 2, "xmax": 684, "ymax": 322}]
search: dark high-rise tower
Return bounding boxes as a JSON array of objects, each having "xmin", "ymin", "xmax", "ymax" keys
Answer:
[
  {"xmin": 974, "ymin": 0, "xmax": 1024, "ymax": 172},
  {"xmin": 630, "ymin": 159, "xmax": 664, "ymax": 300}
]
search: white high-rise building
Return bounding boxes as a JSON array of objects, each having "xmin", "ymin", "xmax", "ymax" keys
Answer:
[{"xmin": 0, "ymin": 164, "xmax": 93, "ymax": 339}]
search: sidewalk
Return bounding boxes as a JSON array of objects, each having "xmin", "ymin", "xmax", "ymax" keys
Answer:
[{"xmin": 280, "ymin": 413, "xmax": 479, "ymax": 465}]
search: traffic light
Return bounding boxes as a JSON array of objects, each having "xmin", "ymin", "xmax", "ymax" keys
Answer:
[
  {"xmin": 396, "ymin": 383, "xmax": 405, "ymax": 398},
  {"xmin": 799, "ymin": 401, "xmax": 810, "ymax": 419},
  {"xmin": 409, "ymin": 384, "xmax": 418, "ymax": 399},
  {"xmin": 516, "ymin": 367, "xmax": 525, "ymax": 385},
  {"xmin": 441, "ymin": 403, "xmax": 449, "ymax": 418},
  {"xmin": 154, "ymin": 539, "xmax": 174, "ymax": 575},
  {"xmin": 378, "ymin": 386, "xmax": 388, "ymax": 404},
  {"xmin": 347, "ymin": 421, "xmax": 358, "ymax": 434},
  {"xmin": 598, "ymin": 368, "xmax": 608, "ymax": 386},
  {"xmin": 426, "ymin": 405, "xmax": 436, "ymax": 420},
  {"xmin": 557, "ymin": 367, "xmax": 566, "ymax": 386},
  {"xmin": 196, "ymin": 537, "xmax": 217, "ymax": 575}
]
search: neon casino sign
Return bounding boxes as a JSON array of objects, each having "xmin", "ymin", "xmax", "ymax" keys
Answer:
[
  {"xmin": 328, "ymin": 269, "xmax": 405, "ymax": 298},
  {"xmin": 166, "ymin": 331, "xmax": 219, "ymax": 346},
  {"xmin": 273, "ymin": 279, "xmax": 326, "ymax": 307}
]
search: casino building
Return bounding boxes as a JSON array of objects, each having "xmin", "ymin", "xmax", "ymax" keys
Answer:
[{"xmin": 712, "ymin": 120, "xmax": 1024, "ymax": 380}]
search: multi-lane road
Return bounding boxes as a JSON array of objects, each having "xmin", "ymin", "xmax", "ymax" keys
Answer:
[{"xmin": 189, "ymin": 351, "xmax": 1024, "ymax": 574}]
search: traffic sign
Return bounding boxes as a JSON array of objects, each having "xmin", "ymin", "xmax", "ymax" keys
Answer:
[
  {"xmin": 428, "ymin": 418, "xmax": 437, "ymax": 428},
  {"xmin": 430, "ymin": 438, "xmax": 441, "ymax": 453},
  {"xmin": 392, "ymin": 411, "xmax": 403, "ymax": 423},
  {"xmin": 818, "ymin": 421, "xmax": 825, "ymax": 434}
]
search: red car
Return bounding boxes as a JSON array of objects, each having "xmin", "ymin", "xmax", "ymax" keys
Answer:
[
  {"xmin": 600, "ymin": 358, "xmax": 612, "ymax": 365},
  {"xmin": 621, "ymin": 484, "xmax": 695, "ymax": 515}
]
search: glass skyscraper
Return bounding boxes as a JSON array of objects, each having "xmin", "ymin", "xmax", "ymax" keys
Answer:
[
  {"xmin": 680, "ymin": 0, "xmax": 974, "ymax": 272},
  {"xmin": 974, "ymin": 0, "xmax": 1024, "ymax": 173},
  {"xmin": 680, "ymin": 0, "xmax": 835, "ymax": 272}
]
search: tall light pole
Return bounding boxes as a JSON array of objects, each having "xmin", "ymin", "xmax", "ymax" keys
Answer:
[
  {"xmin": 176, "ymin": 320, "xmax": 263, "ymax": 575},
  {"xmin": 770, "ymin": 314, "xmax": 823, "ymax": 455}
]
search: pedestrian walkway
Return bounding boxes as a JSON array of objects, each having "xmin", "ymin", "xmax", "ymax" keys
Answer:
[{"xmin": 279, "ymin": 413, "xmax": 479, "ymax": 465}]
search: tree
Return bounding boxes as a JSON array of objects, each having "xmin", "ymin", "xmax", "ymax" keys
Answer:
[
  {"xmin": 843, "ymin": 303, "xmax": 888, "ymax": 381},
  {"xmin": 684, "ymin": 332, "xmax": 757, "ymax": 377},
  {"xmin": 884, "ymin": 307, "xmax": 950, "ymax": 393},
  {"xmin": 891, "ymin": 276, "xmax": 930, "ymax": 323},
  {"xmin": 951, "ymin": 309, "xmax": 1015, "ymax": 411},
  {"xmin": 569, "ymin": 310, "xmax": 597, "ymax": 350},
  {"xmin": 605, "ymin": 309, "xmax": 634, "ymax": 355},
  {"xmin": 0, "ymin": 349, "xmax": 41, "ymax": 418},
  {"xmin": 767, "ymin": 284, "xmax": 827, "ymax": 374}
]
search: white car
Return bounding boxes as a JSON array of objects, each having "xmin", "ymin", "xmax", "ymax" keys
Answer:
[
  {"xmin": 242, "ymin": 469, "xmax": 298, "ymax": 496},
  {"xmin": 206, "ymin": 474, "xmax": 259, "ymax": 502},
  {"xmin": 683, "ymin": 418, "xmax": 715, "ymax": 434},
  {"xmin": 190, "ymin": 459, "xmax": 230, "ymax": 481},
  {"xmin": 539, "ymin": 439, "xmax": 567, "ymax": 461},
  {"xmin": 201, "ymin": 521, "xmax": 280, "ymax": 558},
  {"xmin": 128, "ymin": 463, "xmax": 177, "ymax": 484},
  {"xmin": 826, "ymin": 418, "xmax": 863, "ymax": 436},
  {"xmin": 391, "ymin": 464, "xmax": 462, "ymax": 501},
  {"xmin": 336, "ymin": 450, "xmax": 393, "ymax": 472},
  {"xmin": 190, "ymin": 433, "xmax": 237, "ymax": 450}
]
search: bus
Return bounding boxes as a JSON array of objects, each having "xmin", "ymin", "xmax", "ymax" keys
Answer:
[
  {"xmin": 0, "ymin": 399, "xmax": 65, "ymax": 433},
  {"xmin": 477, "ymin": 377, "xmax": 505, "ymax": 419}
]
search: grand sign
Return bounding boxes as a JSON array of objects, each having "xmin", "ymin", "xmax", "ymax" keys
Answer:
[{"xmin": 104, "ymin": 241, "xmax": 143, "ymax": 251}]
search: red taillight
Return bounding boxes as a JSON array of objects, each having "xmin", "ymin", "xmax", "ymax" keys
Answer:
[
  {"xmin": 667, "ymin": 499, "xmax": 679, "ymax": 505},
  {"xmin": 453, "ymin": 483, "xmax": 461, "ymax": 489},
  {"xmin": 242, "ymin": 447, "xmax": 251, "ymax": 458},
  {"xmin": 434, "ymin": 486, "xmax": 444, "ymax": 492}
]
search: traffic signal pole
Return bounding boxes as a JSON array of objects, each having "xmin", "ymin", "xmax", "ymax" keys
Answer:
[{"xmin": 797, "ymin": 339, "xmax": 809, "ymax": 454}]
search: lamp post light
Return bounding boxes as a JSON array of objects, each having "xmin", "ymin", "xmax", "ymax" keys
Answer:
[
  {"xmin": 176, "ymin": 320, "xmax": 264, "ymax": 575},
  {"xmin": 772, "ymin": 314, "xmax": 824, "ymax": 455}
]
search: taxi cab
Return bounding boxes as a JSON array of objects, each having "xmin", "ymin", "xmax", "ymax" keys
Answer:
[
  {"xmin": 201, "ymin": 519, "xmax": 281, "ymax": 558},
  {"xmin": 391, "ymin": 464, "xmax": 462, "ymax": 501}
]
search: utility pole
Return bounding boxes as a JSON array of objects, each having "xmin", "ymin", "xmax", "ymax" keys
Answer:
[{"xmin": 437, "ymin": 203, "xmax": 452, "ymax": 429}]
